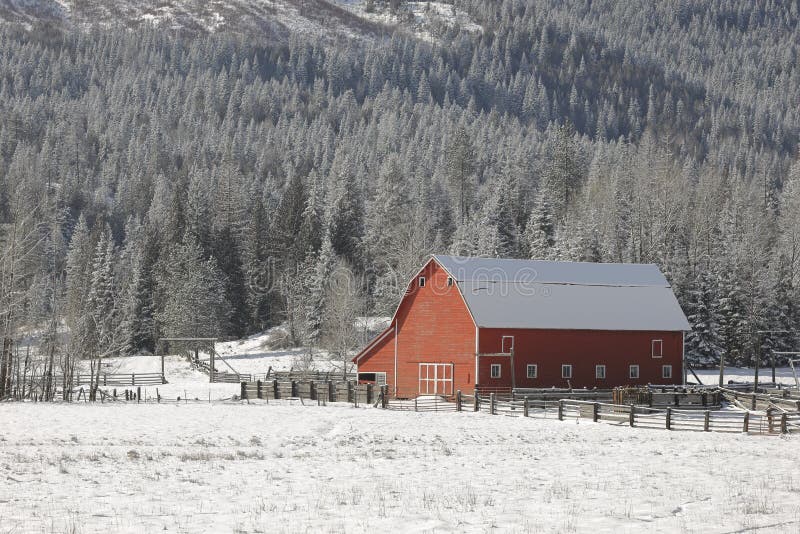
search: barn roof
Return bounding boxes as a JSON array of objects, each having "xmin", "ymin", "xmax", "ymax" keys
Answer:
[{"xmin": 433, "ymin": 255, "xmax": 690, "ymax": 331}]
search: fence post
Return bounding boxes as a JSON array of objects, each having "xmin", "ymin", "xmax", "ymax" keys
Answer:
[
  {"xmin": 241, "ymin": 382, "xmax": 247, "ymax": 401},
  {"xmin": 751, "ymin": 394, "xmax": 757, "ymax": 410},
  {"xmin": 103, "ymin": 374, "xmax": 107, "ymax": 386},
  {"xmin": 310, "ymin": 381, "xmax": 316, "ymax": 401},
  {"xmin": 665, "ymin": 407, "xmax": 671, "ymax": 430},
  {"xmin": 346, "ymin": 381, "xmax": 353, "ymax": 404},
  {"xmin": 291, "ymin": 380, "xmax": 298, "ymax": 398},
  {"xmin": 328, "ymin": 381, "xmax": 335, "ymax": 403},
  {"xmin": 701, "ymin": 392, "xmax": 707, "ymax": 407},
  {"xmin": 137, "ymin": 386, "xmax": 141, "ymax": 404},
  {"xmin": 256, "ymin": 380, "xmax": 262, "ymax": 400},
  {"xmin": 132, "ymin": 373, "xmax": 135, "ymax": 386},
  {"xmin": 490, "ymin": 393, "xmax": 496, "ymax": 415},
  {"xmin": 273, "ymin": 379, "xmax": 280, "ymax": 400},
  {"xmin": 704, "ymin": 410, "xmax": 710, "ymax": 432},
  {"xmin": 592, "ymin": 402, "xmax": 599, "ymax": 422},
  {"xmin": 523, "ymin": 396, "xmax": 529, "ymax": 418},
  {"xmin": 629, "ymin": 404, "xmax": 635, "ymax": 427},
  {"xmin": 367, "ymin": 384, "xmax": 373, "ymax": 405},
  {"xmin": 781, "ymin": 412, "xmax": 788, "ymax": 434},
  {"xmin": 456, "ymin": 390, "xmax": 462, "ymax": 411},
  {"xmin": 473, "ymin": 390, "xmax": 479, "ymax": 412},
  {"xmin": 414, "ymin": 397, "xmax": 418, "ymax": 412},
  {"xmin": 767, "ymin": 407, "xmax": 774, "ymax": 433},
  {"xmin": 558, "ymin": 400, "xmax": 564, "ymax": 421},
  {"xmin": 742, "ymin": 411, "xmax": 750, "ymax": 433},
  {"xmin": 381, "ymin": 385, "xmax": 388, "ymax": 408}
]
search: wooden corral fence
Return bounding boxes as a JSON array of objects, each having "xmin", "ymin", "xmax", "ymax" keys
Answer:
[
  {"xmin": 722, "ymin": 388, "xmax": 800, "ymax": 412},
  {"xmin": 613, "ymin": 386, "xmax": 722, "ymax": 409},
  {"xmin": 239, "ymin": 380, "xmax": 376, "ymax": 406},
  {"xmin": 75, "ymin": 373, "xmax": 166, "ymax": 386},
  {"xmin": 377, "ymin": 387, "xmax": 800, "ymax": 435}
]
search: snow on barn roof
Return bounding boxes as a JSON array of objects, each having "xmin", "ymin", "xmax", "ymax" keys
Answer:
[{"xmin": 433, "ymin": 255, "xmax": 690, "ymax": 331}]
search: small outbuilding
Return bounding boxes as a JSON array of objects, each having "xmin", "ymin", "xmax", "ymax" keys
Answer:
[{"xmin": 354, "ymin": 255, "xmax": 690, "ymax": 397}]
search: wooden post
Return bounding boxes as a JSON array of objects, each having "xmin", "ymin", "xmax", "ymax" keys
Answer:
[
  {"xmin": 767, "ymin": 407, "xmax": 774, "ymax": 433},
  {"xmin": 137, "ymin": 386, "xmax": 141, "ymax": 404},
  {"xmin": 701, "ymin": 392, "xmax": 707, "ymax": 407},
  {"xmin": 113, "ymin": 388, "xmax": 117, "ymax": 399},
  {"xmin": 414, "ymin": 397, "xmax": 418, "ymax": 412},
  {"xmin": 743, "ymin": 411, "xmax": 750, "ymax": 433},
  {"xmin": 291, "ymin": 380, "xmax": 298, "ymax": 398},
  {"xmin": 161, "ymin": 354, "xmax": 166, "ymax": 384},
  {"xmin": 665, "ymin": 407, "xmax": 671, "ymax": 430},
  {"xmin": 310, "ymin": 381, "xmax": 316, "ymax": 401},
  {"xmin": 256, "ymin": 380, "xmax": 263, "ymax": 399},
  {"xmin": 674, "ymin": 393, "xmax": 679, "ymax": 407},
  {"xmin": 347, "ymin": 381, "xmax": 354, "ymax": 404},
  {"xmin": 703, "ymin": 410, "xmax": 710, "ymax": 431},
  {"xmin": 132, "ymin": 373, "xmax": 135, "ymax": 386},
  {"xmin": 629, "ymin": 404, "xmax": 635, "ymax": 427},
  {"xmin": 156, "ymin": 388, "xmax": 160, "ymax": 403},
  {"xmin": 240, "ymin": 382, "xmax": 247, "ymax": 400},
  {"xmin": 490, "ymin": 393, "xmax": 496, "ymax": 415},
  {"xmin": 751, "ymin": 394, "xmax": 757, "ymax": 411},
  {"xmin": 523, "ymin": 396, "xmax": 529, "ymax": 418},
  {"xmin": 367, "ymin": 384, "xmax": 373, "ymax": 405},
  {"xmin": 125, "ymin": 389, "xmax": 129, "ymax": 401},
  {"xmin": 382, "ymin": 385, "xmax": 388, "ymax": 408},
  {"xmin": 592, "ymin": 402, "xmax": 599, "ymax": 422},
  {"xmin": 456, "ymin": 390, "xmax": 462, "ymax": 411},
  {"xmin": 780, "ymin": 412, "xmax": 788, "ymax": 434},
  {"xmin": 473, "ymin": 390, "xmax": 479, "ymax": 412},
  {"xmin": 328, "ymin": 381, "xmax": 335, "ymax": 403},
  {"xmin": 273, "ymin": 379, "xmax": 279, "ymax": 399},
  {"xmin": 558, "ymin": 399, "xmax": 564, "ymax": 421}
]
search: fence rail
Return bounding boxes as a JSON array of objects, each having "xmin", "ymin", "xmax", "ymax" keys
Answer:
[
  {"xmin": 376, "ymin": 388, "xmax": 798, "ymax": 436},
  {"xmin": 239, "ymin": 380, "xmax": 376, "ymax": 406}
]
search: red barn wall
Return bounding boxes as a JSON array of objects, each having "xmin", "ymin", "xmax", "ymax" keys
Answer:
[
  {"xmin": 478, "ymin": 328, "xmax": 683, "ymax": 389},
  {"xmin": 356, "ymin": 259, "xmax": 476, "ymax": 397}
]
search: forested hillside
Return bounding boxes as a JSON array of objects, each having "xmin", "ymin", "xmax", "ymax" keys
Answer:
[{"xmin": 1, "ymin": 0, "xmax": 800, "ymax": 380}]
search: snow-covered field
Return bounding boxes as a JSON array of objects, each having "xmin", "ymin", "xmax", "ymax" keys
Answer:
[
  {"xmin": 0, "ymin": 402, "xmax": 798, "ymax": 533},
  {"xmin": 692, "ymin": 366, "xmax": 799, "ymax": 387}
]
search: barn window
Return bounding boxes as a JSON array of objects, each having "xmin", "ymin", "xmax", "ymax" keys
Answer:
[
  {"xmin": 527, "ymin": 364, "xmax": 537, "ymax": 378},
  {"xmin": 595, "ymin": 365, "xmax": 606, "ymax": 379},
  {"xmin": 629, "ymin": 365, "xmax": 640, "ymax": 379},
  {"xmin": 490, "ymin": 364, "xmax": 501, "ymax": 378},
  {"xmin": 662, "ymin": 365, "xmax": 672, "ymax": 379},
  {"xmin": 561, "ymin": 364, "xmax": 572, "ymax": 379},
  {"xmin": 447, "ymin": 276, "xmax": 454, "ymax": 287},
  {"xmin": 651, "ymin": 339, "xmax": 663, "ymax": 358},
  {"xmin": 418, "ymin": 277, "xmax": 426, "ymax": 287},
  {"xmin": 501, "ymin": 336, "xmax": 514, "ymax": 353}
]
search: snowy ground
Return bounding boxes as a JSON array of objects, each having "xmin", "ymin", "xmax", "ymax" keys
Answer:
[
  {"xmin": 0, "ymin": 402, "xmax": 798, "ymax": 533},
  {"xmin": 692, "ymin": 366, "xmax": 799, "ymax": 387}
]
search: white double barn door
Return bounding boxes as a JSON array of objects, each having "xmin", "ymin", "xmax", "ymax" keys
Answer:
[{"xmin": 418, "ymin": 363, "xmax": 453, "ymax": 395}]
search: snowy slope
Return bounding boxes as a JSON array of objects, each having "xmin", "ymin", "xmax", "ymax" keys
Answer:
[{"xmin": 0, "ymin": 403, "xmax": 798, "ymax": 533}]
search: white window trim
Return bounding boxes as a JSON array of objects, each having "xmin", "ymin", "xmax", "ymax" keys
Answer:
[
  {"xmin": 490, "ymin": 364, "xmax": 502, "ymax": 378},
  {"xmin": 652, "ymin": 339, "xmax": 663, "ymax": 358},
  {"xmin": 527, "ymin": 364, "xmax": 538, "ymax": 379},
  {"xmin": 595, "ymin": 365, "xmax": 606, "ymax": 379},
  {"xmin": 629, "ymin": 364, "xmax": 640, "ymax": 379},
  {"xmin": 501, "ymin": 336, "xmax": 514, "ymax": 354},
  {"xmin": 418, "ymin": 276, "xmax": 426, "ymax": 287},
  {"xmin": 561, "ymin": 364, "xmax": 572, "ymax": 379},
  {"xmin": 662, "ymin": 365, "xmax": 672, "ymax": 379}
]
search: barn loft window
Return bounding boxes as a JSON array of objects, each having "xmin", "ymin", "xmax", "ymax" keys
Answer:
[
  {"xmin": 501, "ymin": 336, "xmax": 514, "ymax": 353},
  {"xmin": 490, "ymin": 364, "xmax": 501, "ymax": 378},
  {"xmin": 447, "ymin": 276, "xmax": 454, "ymax": 286},
  {"xmin": 651, "ymin": 339, "xmax": 663, "ymax": 358},
  {"xmin": 629, "ymin": 365, "xmax": 640, "ymax": 379},
  {"xmin": 595, "ymin": 365, "xmax": 606, "ymax": 379},
  {"xmin": 662, "ymin": 365, "xmax": 672, "ymax": 379},
  {"xmin": 418, "ymin": 277, "xmax": 426, "ymax": 287},
  {"xmin": 561, "ymin": 364, "xmax": 572, "ymax": 379},
  {"xmin": 527, "ymin": 364, "xmax": 537, "ymax": 378}
]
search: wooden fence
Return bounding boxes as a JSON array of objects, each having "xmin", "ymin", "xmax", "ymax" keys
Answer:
[
  {"xmin": 379, "ymin": 388, "xmax": 800, "ymax": 435},
  {"xmin": 239, "ymin": 380, "xmax": 376, "ymax": 406}
]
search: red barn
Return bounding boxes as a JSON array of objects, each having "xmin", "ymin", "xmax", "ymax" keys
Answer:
[{"xmin": 354, "ymin": 255, "xmax": 690, "ymax": 397}]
